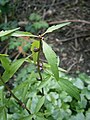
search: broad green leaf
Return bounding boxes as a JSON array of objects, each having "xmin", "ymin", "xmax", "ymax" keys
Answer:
[
  {"xmin": 42, "ymin": 40, "xmax": 59, "ymax": 80},
  {"xmin": 22, "ymin": 84, "xmax": 29, "ymax": 101},
  {"xmin": 0, "ymin": 28, "xmax": 20, "ymax": 37},
  {"xmin": 58, "ymin": 78, "xmax": 80, "ymax": 100},
  {"xmin": 0, "ymin": 56, "xmax": 11, "ymax": 71},
  {"xmin": 11, "ymin": 31, "xmax": 38, "ymax": 38},
  {"xmin": 13, "ymin": 81, "xmax": 28, "ymax": 93},
  {"xmin": 35, "ymin": 96, "xmax": 45, "ymax": 113},
  {"xmin": 73, "ymin": 79, "xmax": 84, "ymax": 89},
  {"xmin": 42, "ymin": 22, "xmax": 70, "ymax": 35},
  {"xmin": 0, "ymin": 58, "xmax": 25, "ymax": 85},
  {"xmin": 36, "ymin": 115, "xmax": 48, "ymax": 120},
  {"xmin": 31, "ymin": 40, "xmax": 40, "ymax": 64},
  {"xmin": 86, "ymin": 112, "xmax": 90, "ymax": 120}
]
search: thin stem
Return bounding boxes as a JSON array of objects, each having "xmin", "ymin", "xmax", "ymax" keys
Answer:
[
  {"xmin": 37, "ymin": 38, "xmax": 45, "ymax": 96},
  {"xmin": 37, "ymin": 39, "xmax": 43, "ymax": 81},
  {"xmin": 0, "ymin": 75, "xmax": 31, "ymax": 115}
]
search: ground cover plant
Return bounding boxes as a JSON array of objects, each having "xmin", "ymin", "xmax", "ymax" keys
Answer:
[{"xmin": 0, "ymin": 23, "xmax": 90, "ymax": 120}]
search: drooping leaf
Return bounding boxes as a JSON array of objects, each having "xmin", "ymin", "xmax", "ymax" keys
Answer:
[
  {"xmin": 42, "ymin": 22, "xmax": 70, "ymax": 35},
  {"xmin": 11, "ymin": 31, "xmax": 38, "ymax": 38},
  {"xmin": 42, "ymin": 40, "xmax": 59, "ymax": 80},
  {"xmin": 31, "ymin": 40, "xmax": 40, "ymax": 64},
  {"xmin": 0, "ymin": 28, "xmax": 20, "ymax": 37},
  {"xmin": 0, "ymin": 58, "xmax": 26, "ymax": 85},
  {"xmin": 58, "ymin": 78, "xmax": 80, "ymax": 100},
  {"xmin": 35, "ymin": 96, "xmax": 45, "ymax": 113}
]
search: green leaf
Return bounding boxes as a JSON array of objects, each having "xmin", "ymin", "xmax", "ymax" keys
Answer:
[
  {"xmin": 3, "ymin": 107, "xmax": 7, "ymax": 120},
  {"xmin": 22, "ymin": 84, "xmax": 29, "ymax": 101},
  {"xmin": 0, "ymin": 56, "xmax": 11, "ymax": 71},
  {"xmin": 42, "ymin": 40, "xmax": 59, "ymax": 80},
  {"xmin": 11, "ymin": 31, "xmax": 38, "ymax": 38},
  {"xmin": 42, "ymin": 22, "xmax": 70, "ymax": 35},
  {"xmin": 73, "ymin": 79, "xmax": 84, "ymax": 90},
  {"xmin": 19, "ymin": 115, "xmax": 34, "ymax": 120},
  {"xmin": 38, "ymin": 76, "xmax": 51, "ymax": 90},
  {"xmin": 0, "ymin": 28, "xmax": 20, "ymax": 37},
  {"xmin": 29, "ymin": 13, "xmax": 41, "ymax": 21},
  {"xmin": 31, "ymin": 40, "xmax": 40, "ymax": 64},
  {"xmin": 0, "ymin": 58, "xmax": 25, "ymax": 85},
  {"xmin": 58, "ymin": 78, "xmax": 80, "ymax": 100},
  {"xmin": 0, "ymin": 0, "xmax": 9, "ymax": 6},
  {"xmin": 35, "ymin": 96, "xmax": 45, "ymax": 113},
  {"xmin": 0, "ymin": 54, "xmax": 8, "ymax": 57},
  {"xmin": 86, "ymin": 112, "xmax": 90, "ymax": 120}
]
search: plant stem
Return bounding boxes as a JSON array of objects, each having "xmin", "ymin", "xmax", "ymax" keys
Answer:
[
  {"xmin": 37, "ymin": 39, "xmax": 43, "ymax": 81},
  {"xmin": 37, "ymin": 38, "xmax": 45, "ymax": 96},
  {"xmin": 0, "ymin": 75, "xmax": 31, "ymax": 115}
]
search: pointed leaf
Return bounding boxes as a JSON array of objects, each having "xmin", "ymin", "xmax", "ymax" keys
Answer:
[
  {"xmin": 58, "ymin": 78, "xmax": 80, "ymax": 100},
  {"xmin": 35, "ymin": 96, "xmax": 45, "ymax": 113},
  {"xmin": 0, "ymin": 28, "xmax": 20, "ymax": 37},
  {"xmin": 11, "ymin": 31, "xmax": 38, "ymax": 38},
  {"xmin": 0, "ymin": 56, "xmax": 11, "ymax": 71},
  {"xmin": 42, "ymin": 41, "xmax": 59, "ymax": 80},
  {"xmin": 0, "ymin": 54, "xmax": 8, "ymax": 57},
  {"xmin": 0, "ymin": 58, "xmax": 25, "ymax": 85},
  {"xmin": 43, "ymin": 22, "xmax": 70, "ymax": 35}
]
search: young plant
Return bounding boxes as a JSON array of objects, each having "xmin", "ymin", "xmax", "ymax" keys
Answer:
[{"xmin": 0, "ymin": 22, "xmax": 81, "ymax": 119}]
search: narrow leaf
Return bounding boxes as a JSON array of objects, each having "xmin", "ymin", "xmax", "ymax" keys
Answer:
[
  {"xmin": 42, "ymin": 41, "xmax": 59, "ymax": 80},
  {"xmin": 35, "ymin": 96, "xmax": 45, "ymax": 113},
  {"xmin": 0, "ymin": 56, "xmax": 11, "ymax": 71},
  {"xmin": 11, "ymin": 31, "xmax": 38, "ymax": 38},
  {"xmin": 58, "ymin": 78, "xmax": 80, "ymax": 100},
  {"xmin": 0, "ymin": 54, "xmax": 8, "ymax": 57},
  {"xmin": 43, "ymin": 22, "xmax": 70, "ymax": 35},
  {"xmin": 0, "ymin": 58, "xmax": 25, "ymax": 85},
  {"xmin": 0, "ymin": 28, "xmax": 20, "ymax": 37}
]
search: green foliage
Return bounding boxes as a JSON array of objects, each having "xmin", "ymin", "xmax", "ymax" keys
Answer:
[
  {"xmin": 0, "ymin": 0, "xmax": 13, "ymax": 16},
  {"xmin": 29, "ymin": 13, "xmax": 41, "ymax": 21},
  {"xmin": 8, "ymin": 37, "xmax": 31, "ymax": 52},
  {"xmin": 25, "ymin": 13, "xmax": 49, "ymax": 33},
  {"xmin": 0, "ymin": 21, "xmax": 18, "ymax": 30},
  {"xmin": 42, "ymin": 40, "xmax": 59, "ymax": 80},
  {"xmin": 0, "ymin": 23, "xmax": 90, "ymax": 120},
  {"xmin": 42, "ymin": 22, "xmax": 71, "ymax": 36},
  {"xmin": 0, "ymin": 28, "xmax": 19, "ymax": 37},
  {"xmin": 0, "ymin": 0, "xmax": 9, "ymax": 6}
]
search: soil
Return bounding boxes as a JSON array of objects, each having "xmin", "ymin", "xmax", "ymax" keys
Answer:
[{"xmin": 2, "ymin": 0, "xmax": 90, "ymax": 75}]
